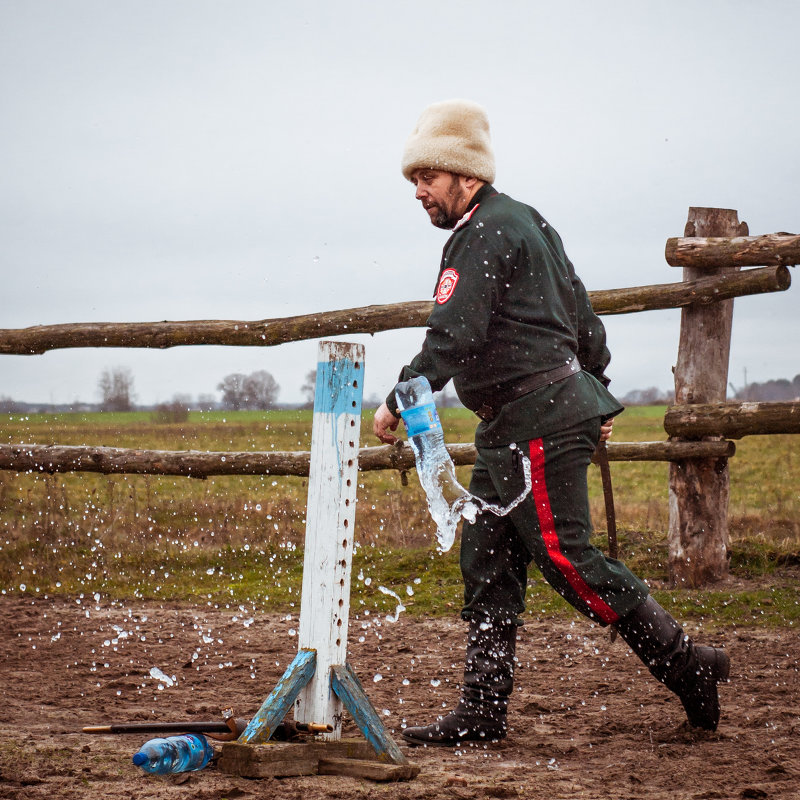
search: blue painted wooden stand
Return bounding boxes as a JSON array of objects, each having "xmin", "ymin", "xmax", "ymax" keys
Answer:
[
  {"xmin": 232, "ymin": 342, "xmax": 409, "ymax": 772},
  {"xmin": 238, "ymin": 649, "xmax": 317, "ymax": 745},
  {"xmin": 238, "ymin": 649, "xmax": 407, "ymax": 765}
]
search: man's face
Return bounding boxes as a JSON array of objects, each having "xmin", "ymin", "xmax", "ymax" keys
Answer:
[{"xmin": 411, "ymin": 169, "xmax": 470, "ymax": 230}]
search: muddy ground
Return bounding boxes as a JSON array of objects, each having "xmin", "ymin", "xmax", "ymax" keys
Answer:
[{"xmin": 1, "ymin": 594, "xmax": 798, "ymax": 800}]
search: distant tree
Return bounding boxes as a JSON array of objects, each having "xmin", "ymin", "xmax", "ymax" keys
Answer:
[
  {"xmin": 217, "ymin": 370, "xmax": 280, "ymax": 410},
  {"xmin": 172, "ymin": 392, "xmax": 193, "ymax": 408},
  {"xmin": 151, "ymin": 394, "xmax": 190, "ymax": 423},
  {"xmin": 619, "ymin": 386, "xmax": 674, "ymax": 406},
  {"xmin": 0, "ymin": 396, "xmax": 23, "ymax": 413},
  {"xmin": 300, "ymin": 370, "xmax": 316, "ymax": 408},
  {"xmin": 243, "ymin": 370, "xmax": 280, "ymax": 410},
  {"xmin": 196, "ymin": 393, "xmax": 217, "ymax": 411},
  {"xmin": 363, "ymin": 393, "xmax": 384, "ymax": 409},
  {"xmin": 436, "ymin": 384, "xmax": 463, "ymax": 408},
  {"xmin": 98, "ymin": 367, "xmax": 135, "ymax": 411},
  {"xmin": 217, "ymin": 373, "xmax": 248, "ymax": 410}
]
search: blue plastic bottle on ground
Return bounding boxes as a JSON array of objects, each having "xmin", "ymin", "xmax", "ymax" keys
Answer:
[{"xmin": 132, "ymin": 733, "xmax": 214, "ymax": 775}]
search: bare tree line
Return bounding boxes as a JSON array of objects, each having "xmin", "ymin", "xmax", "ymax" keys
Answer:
[
  {"xmin": 619, "ymin": 373, "xmax": 800, "ymax": 406},
  {"xmin": 731, "ymin": 373, "xmax": 800, "ymax": 402},
  {"xmin": 2, "ymin": 368, "xmax": 797, "ymax": 415}
]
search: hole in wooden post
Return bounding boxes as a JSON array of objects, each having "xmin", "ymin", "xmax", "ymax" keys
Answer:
[
  {"xmin": 336, "ymin": 638, "xmax": 341, "ymax": 646},
  {"xmin": 338, "ymin": 598, "xmax": 344, "ymax": 606},
  {"xmin": 343, "ymin": 519, "xmax": 349, "ymax": 528},
  {"xmin": 337, "ymin": 618, "xmax": 342, "ymax": 627},
  {"xmin": 342, "ymin": 539, "xmax": 348, "ymax": 548},
  {"xmin": 353, "ymin": 380, "xmax": 358, "ymax": 388}
]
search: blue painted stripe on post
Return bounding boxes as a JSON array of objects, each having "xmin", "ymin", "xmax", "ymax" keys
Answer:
[{"xmin": 314, "ymin": 358, "xmax": 363, "ymax": 418}]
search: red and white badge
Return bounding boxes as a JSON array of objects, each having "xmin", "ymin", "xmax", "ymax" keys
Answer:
[{"xmin": 435, "ymin": 268, "xmax": 460, "ymax": 304}]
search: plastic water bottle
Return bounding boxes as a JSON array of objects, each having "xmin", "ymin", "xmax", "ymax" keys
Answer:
[
  {"xmin": 132, "ymin": 733, "xmax": 214, "ymax": 775},
  {"xmin": 395, "ymin": 376, "xmax": 474, "ymax": 551},
  {"xmin": 395, "ymin": 376, "xmax": 464, "ymax": 502}
]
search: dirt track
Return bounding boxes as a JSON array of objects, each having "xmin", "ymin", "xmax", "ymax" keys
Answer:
[{"xmin": 1, "ymin": 596, "xmax": 798, "ymax": 799}]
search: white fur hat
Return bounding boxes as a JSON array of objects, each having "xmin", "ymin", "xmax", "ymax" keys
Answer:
[{"xmin": 401, "ymin": 99, "xmax": 495, "ymax": 183}]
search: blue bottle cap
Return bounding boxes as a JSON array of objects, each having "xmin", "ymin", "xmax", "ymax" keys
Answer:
[{"xmin": 132, "ymin": 752, "xmax": 147, "ymax": 766}]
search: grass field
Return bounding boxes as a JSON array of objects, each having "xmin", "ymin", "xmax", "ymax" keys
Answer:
[{"xmin": 1, "ymin": 407, "xmax": 798, "ymax": 626}]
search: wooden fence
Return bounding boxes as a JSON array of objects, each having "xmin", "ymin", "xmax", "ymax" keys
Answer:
[{"xmin": 1, "ymin": 207, "xmax": 797, "ymax": 587}]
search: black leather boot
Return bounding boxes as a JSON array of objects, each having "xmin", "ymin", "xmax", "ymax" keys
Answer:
[
  {"xmin": 402, "ymin": 618, "xmax": 516, "ymax": 747},
  {"xmin": 615, "ymin": 596, "xmax": 730, "ymax": 731}
]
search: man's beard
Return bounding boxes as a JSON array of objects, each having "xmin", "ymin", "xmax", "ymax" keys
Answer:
[{"xmin": 429, "ymin": 176, "xmax": 467, "ymax": 229}]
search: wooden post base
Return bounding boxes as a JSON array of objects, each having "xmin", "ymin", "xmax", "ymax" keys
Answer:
[
  {"xmin": 218, "ymin": 739, "xmax": 420, "ymax": 782},
  {"xmin": 225, "ymin": 655, "xmax": 416, "ymax": 781}
]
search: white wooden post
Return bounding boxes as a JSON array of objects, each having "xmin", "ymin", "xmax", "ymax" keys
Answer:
[{"xmin": 295, "ymin": 340, "xmax": 364, "ymax": 738}]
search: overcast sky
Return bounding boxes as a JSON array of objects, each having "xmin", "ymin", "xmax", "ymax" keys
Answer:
[{"xmin": 1, "ymin": 1, "xmax": 797, "ymax": 409}]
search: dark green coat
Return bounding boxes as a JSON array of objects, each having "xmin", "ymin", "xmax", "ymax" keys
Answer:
[{"xmin": 388, "ymin": 184, "xmax": 622, "ymax": 447}]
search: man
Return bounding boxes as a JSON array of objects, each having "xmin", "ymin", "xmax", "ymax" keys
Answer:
[{"xmin": 373, "ymin": 99, "xmax": 729, "ymax": 747}]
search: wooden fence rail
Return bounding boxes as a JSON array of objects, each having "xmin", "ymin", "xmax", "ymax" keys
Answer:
[
  {"xmin": 665, "ymin": 232, "xmax": 800, "ymax": 269},
  {"xmin": 0, "ymin": 440, "xmax": 737, "ymax": 479},
  {"xmin": 665, "ymin": 401, "xmax": 800, "ymax": 439},
  {"xmin": 0, "ymin": 266, "xmax": 789, "ymax": 355}
]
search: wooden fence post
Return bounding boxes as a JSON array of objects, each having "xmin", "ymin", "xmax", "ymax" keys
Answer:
[{"xmin": 668, "ymin": 207, "xmax": 748, "ymax": 586}]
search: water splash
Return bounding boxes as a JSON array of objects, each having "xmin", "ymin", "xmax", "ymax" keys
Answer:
[
  {"xmin": 149, "ymin": 666, "xmax": 175, "ymax": 687},
  {"xmin": 420, "ymin": 448, "xmax": 533, "ymax": 552},
  {"xmin": 377, "ymin": 585, "xmax": 406, "ymax": 623}
]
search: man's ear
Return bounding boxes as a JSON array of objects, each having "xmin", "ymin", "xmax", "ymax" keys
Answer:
[{"xmin": 461, "ymin": 175, "xmax": 486, "ymax": 199}]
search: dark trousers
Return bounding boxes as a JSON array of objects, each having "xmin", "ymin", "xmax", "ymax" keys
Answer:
[{"xmin": 461, "ymin": 416, "xmax": 648, "ymax": 626}]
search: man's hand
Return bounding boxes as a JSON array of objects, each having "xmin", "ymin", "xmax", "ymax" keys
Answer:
[
  {"xmin": 600, "ymin": 418, "xmax": 614, "ymax": 442},
  {"xmin": 373, "ymin": 402, "xmax": 401, "ymax": 445}
]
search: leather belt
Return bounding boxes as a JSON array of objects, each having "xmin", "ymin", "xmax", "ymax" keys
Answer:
[{"xmin": 475, "ymin": 357, "xmax": 581, "ymax": 422}]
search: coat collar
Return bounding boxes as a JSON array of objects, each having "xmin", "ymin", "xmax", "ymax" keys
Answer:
[{"xmin": 453, "ymin": 183, "xmax": 497, "ymax": 230}]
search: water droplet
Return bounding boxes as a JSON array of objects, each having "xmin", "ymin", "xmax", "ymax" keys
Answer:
[{"xmin": 149, "ymin": 667, "xmax": 174, "ymax": 687}]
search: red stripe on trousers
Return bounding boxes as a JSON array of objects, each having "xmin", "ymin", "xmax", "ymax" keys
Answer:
[{"xmin": 528, "ymin": 439, "xmax": 618, "ymax": 625}]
